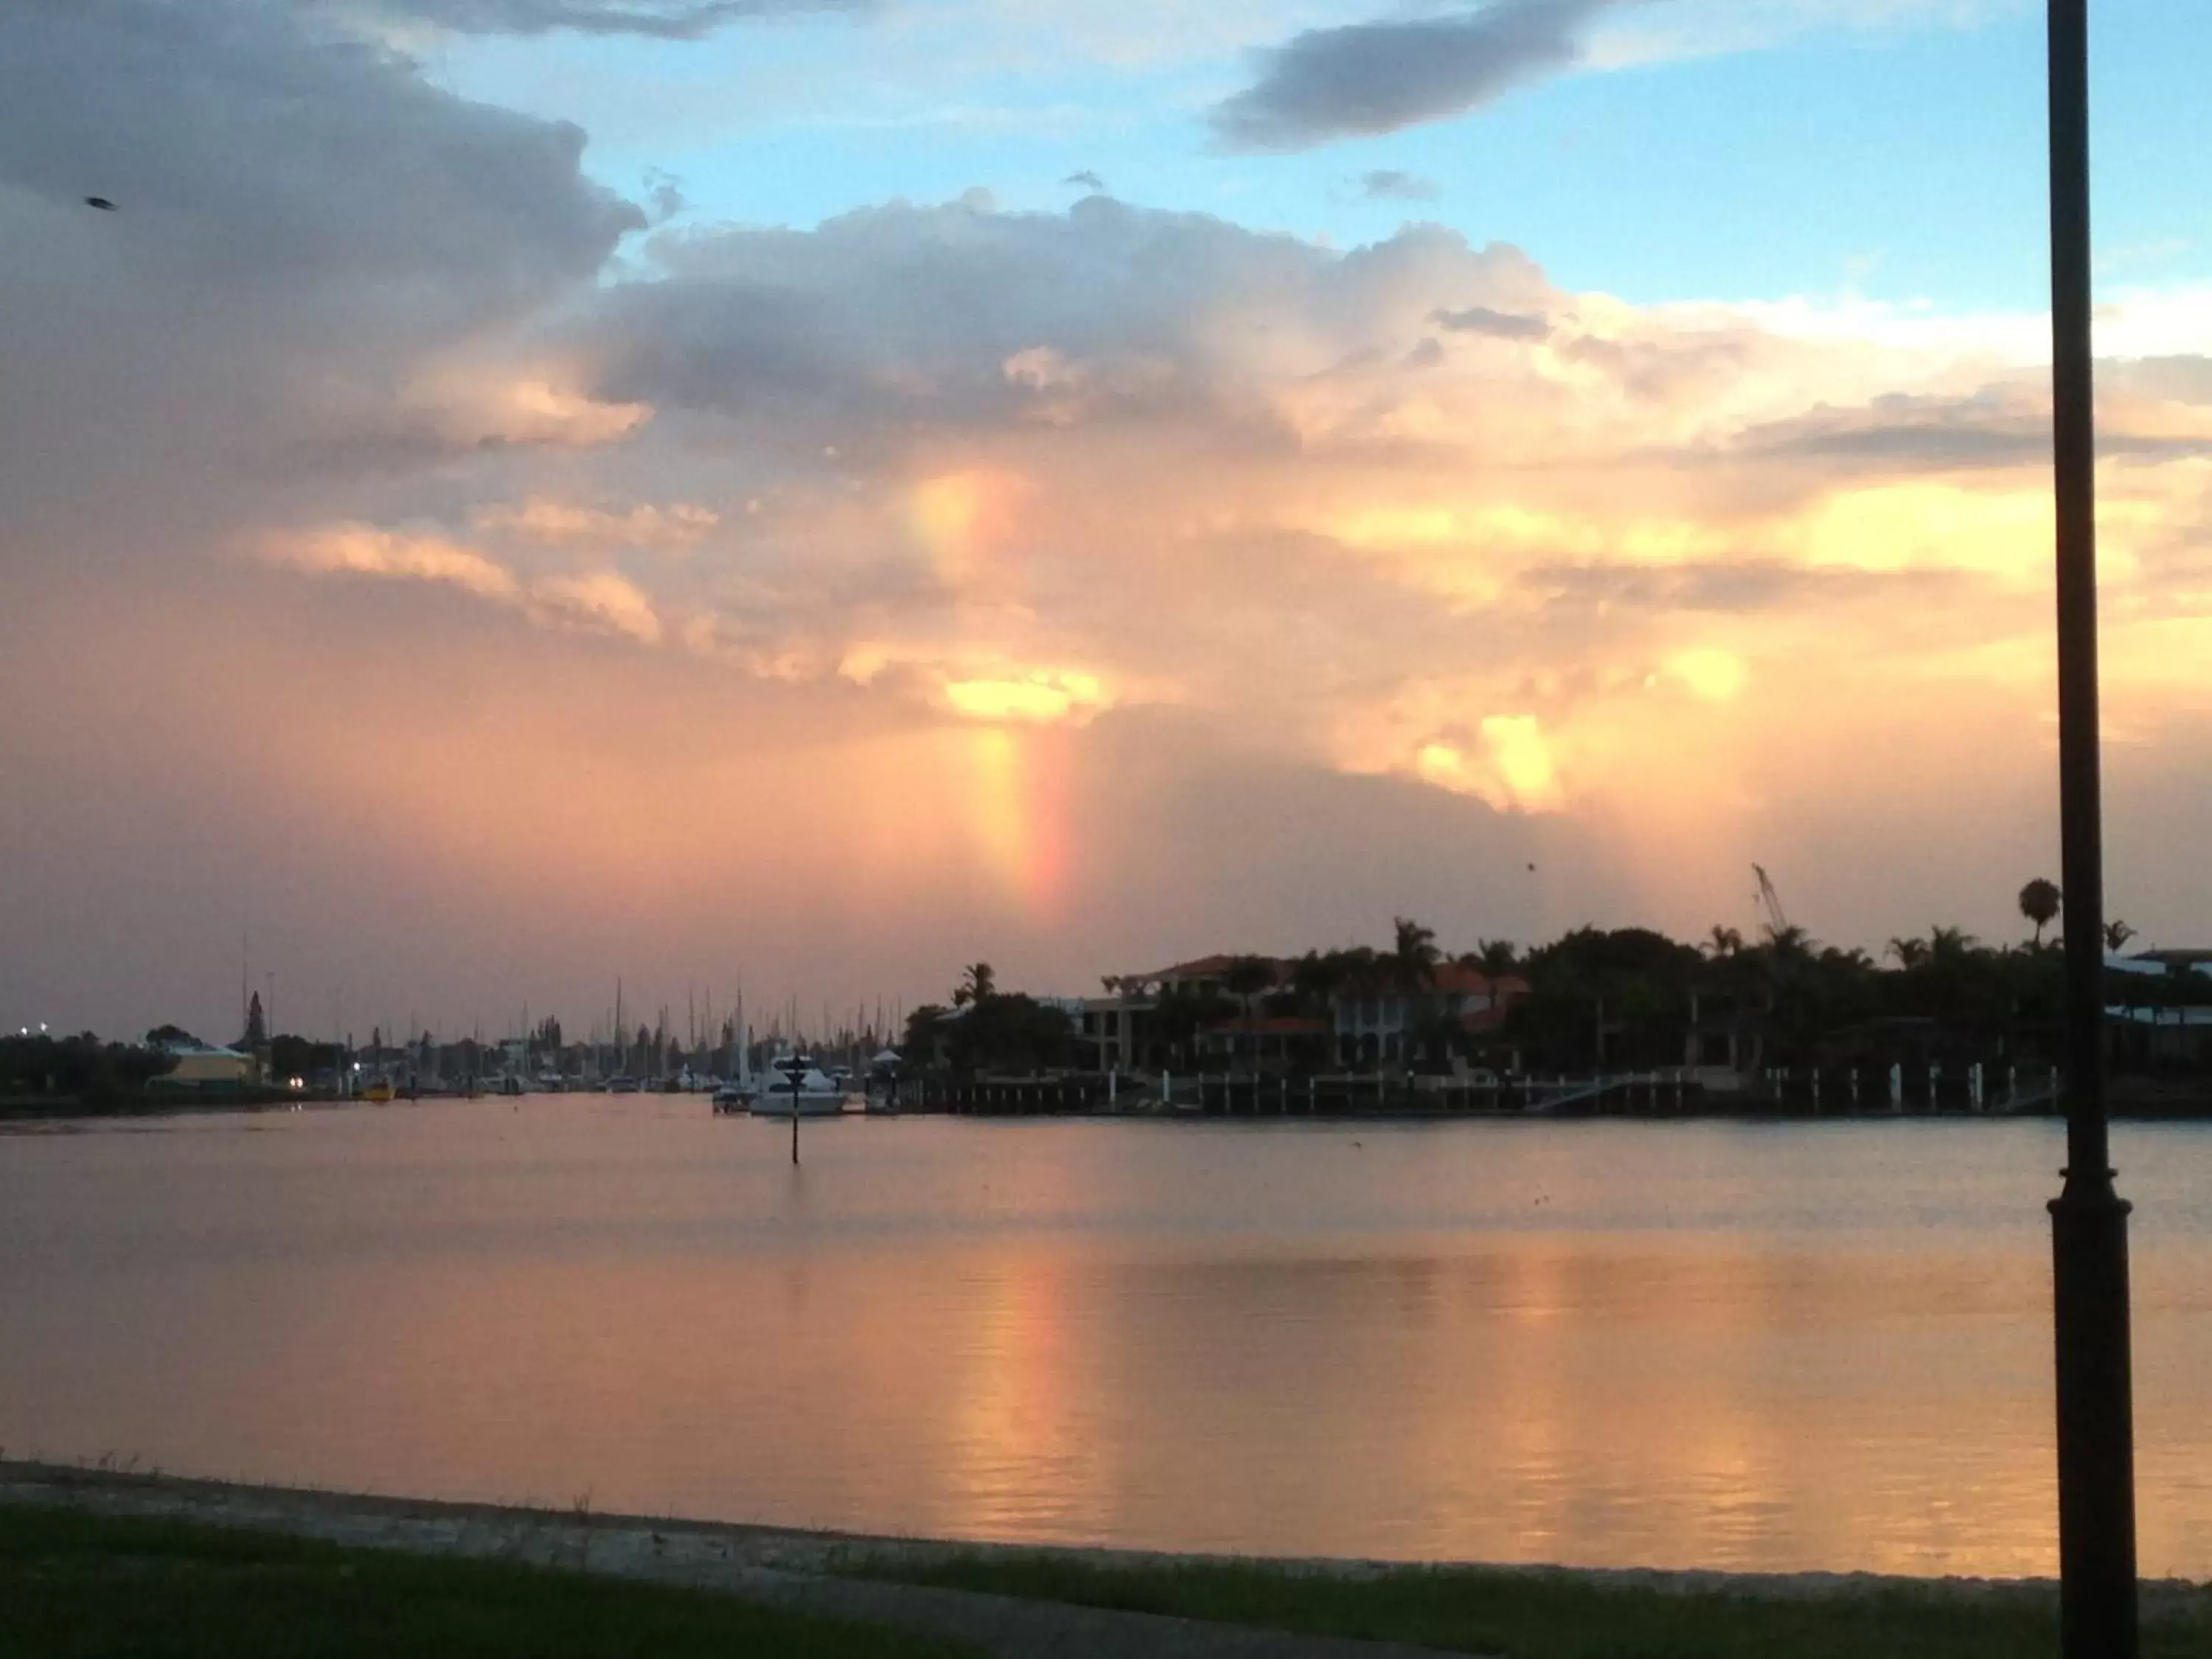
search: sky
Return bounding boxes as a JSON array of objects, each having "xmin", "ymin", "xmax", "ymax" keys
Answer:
[{"xmin": 3, "ymin": 0, "xmax": 2210, "ymax": 1044}]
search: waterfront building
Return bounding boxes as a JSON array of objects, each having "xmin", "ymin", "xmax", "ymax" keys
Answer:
[
  {"xmin": 1197, "ymin": 1015, "xmax": 1330, "ymax": 1072},
  {"xmin": 1083, "ymin": 953, "xmax": 1527, "ymax": 1074},
  {"xmin": 1329, "ymin": 962, "xmax": 1525, "ymax": 1070},
  {"xmin": 153, "ymin": 1040, "xmax": 257, "ymax": 1088}
]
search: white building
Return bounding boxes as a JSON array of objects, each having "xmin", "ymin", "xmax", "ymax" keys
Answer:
[{"xmin": 156, "ymin": 1040, "xmax": 257, "ymax": 1086}]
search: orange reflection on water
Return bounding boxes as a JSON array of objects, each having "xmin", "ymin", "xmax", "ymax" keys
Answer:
[{"xmin": 8, "ymin": 1109, "xmax": 2212, "ymax": 1577}]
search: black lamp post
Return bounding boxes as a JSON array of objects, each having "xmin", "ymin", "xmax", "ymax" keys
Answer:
[{"xmin": 2045, "ymin": 3, "xmax": 2138, "ymax": 1655}]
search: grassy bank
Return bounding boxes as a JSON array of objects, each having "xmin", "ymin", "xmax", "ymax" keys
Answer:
[
  {"xmin": 846, "ymin": 1552, "xmax": 2212, "ymax": 1659},
  {"xmin": 4, "ymin": 1506, "xmax": 980, "ymax": 1659}
]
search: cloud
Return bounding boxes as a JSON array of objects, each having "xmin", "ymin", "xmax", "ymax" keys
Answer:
[
  {"xmin": 422, "ymin": 198, "xmax": 2207, "ymax": 844},
  {"xmin": 1432, "ymin": 304, "xmax": 1550, "ymax": 340},
  {"xmin": 0, "ymin": 2, "xmax": 639, "ymax": 318},
  {"xmin": 1739, "ymin": 387, "xmax": 2212, "ymax": 473},
  {"xmin": 1211, "ymin": 0, "xmax": 1620, "ymax": 152},
  {"xmin": 272, "ymin": 524, "xmax": 521, "ymax": 601},
  {"xmin": 530, "ymin": 568, "xmax": 666, "ymax": 641},
  {"xmin": 0, "ymin": 0, "xmax": 645, "ymax": 577},
  {"xmin": 942, "ymin": 669, "xmax": 1110, "ymax": 724},
  {"xmin": 269, "ymin": 525, "xmax": 669, "ymax": 644},
  {"xmin": 474, "ymin": 498, "xmax": 720, "ymax": 550},
  {"xmin": 1359, "ymin": 169, "xmax": 1441, "ymax": 203},
  {"xmin": 1062, "ymin": 170, "xmax": 1107, "ymax": 192},
  {"xmin": 10, "ymin": 2, "xmax": 2212, "ymax": 1041},
  {"xmin": 588, "ymin": 196, "xmax": 1560, "ymax": 447},
  {"xmin": 341, "ymin": 0, "xmax": 876, "ymax": 38}
]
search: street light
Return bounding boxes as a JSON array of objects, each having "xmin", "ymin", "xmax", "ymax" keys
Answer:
[{"xmin": 2045, "ymin": 4, "xmax": 2138, "ymax": 1657}]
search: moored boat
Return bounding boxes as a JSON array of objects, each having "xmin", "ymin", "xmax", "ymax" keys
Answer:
[{"xmin": 746, "ymin": 1054, "xmax": 849, "ymax": 1117}]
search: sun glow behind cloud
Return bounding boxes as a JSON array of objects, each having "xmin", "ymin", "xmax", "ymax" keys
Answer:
[
  {"xmin": 944, "ymin": 671, "xmax": 1107, "ymax": 724},
  {"xmin": 255, "ymin": 214, "xmax": 2212, "ymax": 944},
  {"xmin": 1403, "ymin": 714, "xmax": 1564, "ymax": 815}
]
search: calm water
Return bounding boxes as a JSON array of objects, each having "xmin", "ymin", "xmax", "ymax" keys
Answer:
[{"xmin": 5, "ymin": 1100, "xmax": 2212, "ymax": 1578}]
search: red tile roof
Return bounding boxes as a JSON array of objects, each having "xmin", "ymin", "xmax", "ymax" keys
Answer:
[{"xmin": 1432, "ymin": 964, "xmax": 1528, "ymax": 996}]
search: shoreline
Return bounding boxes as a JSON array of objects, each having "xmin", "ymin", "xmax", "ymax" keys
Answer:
[
  {"xmin": 18, "ymin": 1096, "xmax": 2212, "ymax": 1125},
  {"xmin": 4, "ymin": 1458, "xmax": 2207, "ymax": 1608}
]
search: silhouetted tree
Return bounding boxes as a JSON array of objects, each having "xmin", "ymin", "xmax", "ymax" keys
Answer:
[
  {"xmin": 1222, "ymin": 956, "xmax": 1276, "ymax": 1036},
  {"xmin": 1470, "ymin": 939, "xmax": 1520, "ymax": 975},
  {"xmin": 2019, "ymin": 878, "xmax": 2062, "ymax": 947},
  {"xmin": 1390, "ymin": 917, "xmax": 1439, "ymax": 991},
  {"xmin": 953, "ymin": 962, "xmax": 997, "ymax": 1007}
]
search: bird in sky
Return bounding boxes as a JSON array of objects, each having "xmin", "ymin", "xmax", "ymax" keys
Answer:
[{"xmin": 83, "ymin": 196, "xmax": 116, "ymax": 210}]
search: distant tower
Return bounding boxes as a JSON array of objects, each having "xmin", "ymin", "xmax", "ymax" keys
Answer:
[{"xmin": 241, "ymin": 991, "xmax": 268, "ymax": 1052}]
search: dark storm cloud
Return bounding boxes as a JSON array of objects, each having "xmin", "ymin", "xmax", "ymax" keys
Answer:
[
  {"xmin": 1432, "ymin": 304, "xmax": 1548, "ymax": 340},
  {"xmin": 350, "ymin": 0, "xmax": 874, "ymax": 35},
  {"xmin": 0, "ymin": 0, "xmax": 636, "ymax": 317},
  {"xmin": 1211, "ymin": 0, "xmax": 1618, "ymax": 153},
  {"xmin": 0, "ymin": 0, "xmax": 641, "ymax": 567},
  {"xmin": 1359, "ymin": 169, "xmax": 1440, "ymax": 202}
]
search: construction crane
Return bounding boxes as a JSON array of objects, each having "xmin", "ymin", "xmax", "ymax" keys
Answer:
[{"xmin": 1752, "ymin": 864, "xmax": 1790, "ymax": 939}]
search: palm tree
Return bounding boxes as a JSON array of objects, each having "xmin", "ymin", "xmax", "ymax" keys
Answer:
[
  {"xmin": 1222, "ymin": 956, "xmax": 1276, "ymax": 1049},
  {"xmin": 1471, "ymin": 939, "xmax": 1520, "ymax": 976},
  {"xmin": 1290, "ymin": 950, "xmax": 1344, "ymax": 1015},
  {"xmin": 952, "ymin": 962, "xmax": 996, "ymax": 1007},
  {"xmin": 1918, "ymin": 925, "xmax": 1989, "ymax": 1029},
  {"xmin": 1926, "ymin": 925, "xmax": 1980, "ymax": 967},
  {"xmin": 1391, "ymin": 917, "xmax": 1440, "ymax": 991},
  {"xmin": 1763, "ymin": 922, "xmax": 1815, "ymax": 959},
  {"xmin": 2018, "ymin": 877, "xmax": 2062, "ymax": 947},
  {"xmin": 1703, "ymin": 925, "xmax": 1744, "ymax": 959},
  {"xmin": 1888, "ymin": 936, "xmax": 1930, "ymax": 971},
  {"xmin": 2104, "ymin": 919, "xmax": 2137, "ymax": 953}
]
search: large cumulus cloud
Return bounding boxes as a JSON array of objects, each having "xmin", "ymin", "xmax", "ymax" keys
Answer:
[
  {"xmin": 584, "ymin": 194, "xmax": 1560, "ymax": 443},
  {"xmin": 305, "ymin": 193, "xmax": 2211, "ymax": 849}
]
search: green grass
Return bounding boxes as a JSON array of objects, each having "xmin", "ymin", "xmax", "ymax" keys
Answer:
[
  {"xmin": 846, "ymin": 1551, "xmax": 2212, "ymax": 1659},
  {"xmin": 1, "ymin": 1506, "xmax": 981, "ymax": 1659}
]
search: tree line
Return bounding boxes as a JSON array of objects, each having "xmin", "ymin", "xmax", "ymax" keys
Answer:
[{"xmin": 902, "ymin": 880, "xmax": 2189, "ymax": 1077}]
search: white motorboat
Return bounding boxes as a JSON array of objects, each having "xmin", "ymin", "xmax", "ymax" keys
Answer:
[{"xmin": 746, "ymin": 1054, "xmax": 849, "ymax": 1117}]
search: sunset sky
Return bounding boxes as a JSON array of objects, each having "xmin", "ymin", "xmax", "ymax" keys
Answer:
[{"xmin": 4, "ymin": 0, "xmax": 2209, "ymax": 1042}]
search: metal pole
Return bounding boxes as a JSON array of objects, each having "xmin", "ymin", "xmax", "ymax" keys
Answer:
[{"xmin": 2046, "ymin": 4, "xmax": 2137, "ymax": 1654}]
